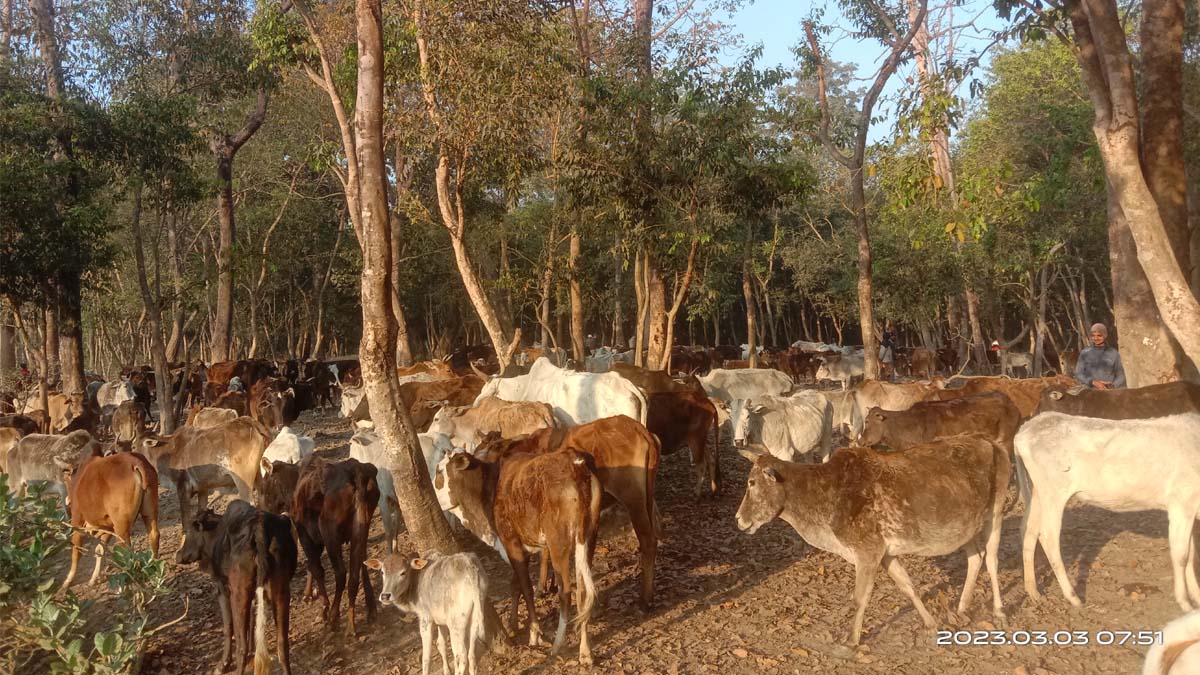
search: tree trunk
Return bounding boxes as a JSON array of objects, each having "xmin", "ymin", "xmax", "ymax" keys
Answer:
[
  {"xmin": 965, "ymin": 286, "xmax": 988, "ymax": 373},
  {"xmin": 43, "ymin": 306, "xmax": 59, "ymax": 384},
  {"xmin": 656, "ymin": 239, "xmax": 699, "ymax": 370},
  {"xmin": 1070, "ymin": 0, "xmax": 1200, "ymax": 371},
  {"xmin": 743, "ymin": 251, "xmax": 758, "ymax": 368},
  {"xmin": 55, "ymin": 276, "xmax": 85, "ymax": 408},
  {"xmin": 356, "ymin": 0, "xmax": 456, "ymax": 554},
  {"xmin": 0, "ymin": 301, "xmax": 14, "ymax": 382},
  {"xmin": 129, "ymin": 185, "xmax": 177, "ymax": 433},
  {"xmin": 165, "ymin": 215, "xmax": 185, "ymax": 360},
  {"xmin": 633, "ymin": 250, "xmax": 648, "ymax": 364},
  {"xmin": 851, "ymin": 179, "xmax": 879, "ymax": 379},
  {"xmin": 208, "ymin": 89, "xmax": 269, "ymax": 363},
  {"xmin": 569, "ymin": 229, "xmax": 585, "ymax": 361},
  {"xmin": 645, "ymin": 256, "xmax": 667, "ymax": 368}
]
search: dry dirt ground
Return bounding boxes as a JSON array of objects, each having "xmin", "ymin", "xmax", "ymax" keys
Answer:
[{"xmin": 53, "ymin": 408, "xmax": 1187, "ymax": 675}]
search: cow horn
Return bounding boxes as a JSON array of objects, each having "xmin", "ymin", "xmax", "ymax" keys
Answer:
[{"xmin": 469, "ymin": 361, "xmax": 489, "ymax": 379}]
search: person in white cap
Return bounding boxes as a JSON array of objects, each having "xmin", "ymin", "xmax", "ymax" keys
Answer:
[{"xmin": 1073, "ymin": 323, "xmax": 1125, "ymax": 389}]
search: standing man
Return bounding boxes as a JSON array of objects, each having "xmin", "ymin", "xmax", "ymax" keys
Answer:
[{"xmin": 1074, "ymin": 323, "xmax": 1125, "ymax": 389}]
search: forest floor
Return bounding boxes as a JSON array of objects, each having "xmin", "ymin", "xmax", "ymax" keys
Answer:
[{"xmin": 56, "ymin": 408, "xmax": 1185, "ymax": 675}]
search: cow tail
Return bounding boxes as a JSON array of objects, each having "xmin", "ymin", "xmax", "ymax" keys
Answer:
[
  {"xmin": 253, "ymin": 518, "xmax": 272, "ymax": 675},
  {"xmin": 571, "ymin": 466, "xmax": 600, "ymax": 629},
  {"xmin": 635, "ymin": 386, "xmax": 649, "ymax": 427},
  {"xmin": 130, "ymin": 464, "xmax": 148, "ymax": 539}
]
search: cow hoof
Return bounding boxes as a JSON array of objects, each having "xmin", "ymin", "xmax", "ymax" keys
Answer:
[{"xmin": 579, "ymin": 654, "xmax": 594, "ymax": 667}]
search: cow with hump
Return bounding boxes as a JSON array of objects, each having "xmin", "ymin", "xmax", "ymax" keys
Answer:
[
  {"xmin": 474, "ymin": 357, "xmax": 647, "ymax": 426},
  {"xmin": 6, "ymin": 429, "xmax": 95, "ymax": 505},
  {"xmin": 427, "ymin": 395, "xmax": 557, "ymax": 451},
  {"xmin": 728, "ymin": 390, "xmax": 833, "ymax": 463},
  {"xmin": 735, "ymin": 435, "xmax": 1010, "ymax": 647},
  {"xmin": 367, "ymin": 551, "xmax": 505, "ymax": 675},
  {"xmin": 438, "ymin": 448, "xmax": 600, "ymax": 665},
  {"xmin": 177, "ymin": 499, "xmax": 298, "ymax": 675}
]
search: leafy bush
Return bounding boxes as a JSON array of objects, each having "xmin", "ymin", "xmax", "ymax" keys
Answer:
[{"xmin": 0, "ymin": 475, "xmax": 170, "ymax": 674}]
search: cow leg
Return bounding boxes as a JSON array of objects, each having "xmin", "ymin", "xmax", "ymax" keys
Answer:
[
  {"xmin": 1036, "ymin": 494, "xmax": 1082, "ymax": 607},
  {"xmin": 296, "ymin": 526, "xmax": 327, "ymax": 609},
  {"xmin": 418, "ymin": 617, "xmax": 434, "ymax": 675},
  {"xmin": 1021, "ymin": 487, "xmax": 1044, "ymax": 602},
  {"xmin": 441, "ymin": 624, "xmax": 458, "ymax": 675},
  {"xmin": 629, "ymin": 500, "xmax": 657, "ymax": 611},
  {"xmin": 548, "ymin": 542, "xmax": 574, "ymax": 658},
  {"xmin": 537, "ymin": 554, "xmax": 555, "ymax": 594},
  {"xmin": 983, "ymin": 480, "xmax": 1007, "ymax": 624},
  {"xmin": 214, "ymin": 588, "xmax": 234, "ymax": 674},
  {"xmin": 322, "ymin": 535, "xmax": 348, "ymax": 632},
  {"xmin": 847, "ymin": 555, "xmax": 882, "ymax": 646},
  {"xmin": 1186, "ymin": 525, "xmax": 1200, "ymax": 607},
  {"xmin": 882, "ymin": 555, "xmax": 935, "ymax": 628},
  {"xmin": 89, "ymin": 532, "xmax": 113, "ymax": 585},
  {"xmin": 955, "ymin": 539, "xmax": 983, "ymax": 618},
  {"xmin": 231, "ymin": 583, "xmax": 254, "ymax": 675},
  {"xmin": 1168, "ymin": 507, "xmax": 1196, "ymax": 612},
  {"xmin": 360, "ymin": 560, "xmax": 377, "ymax": 623},
  {"xmin": 272, "ymin": 581, "xmax": 293, "ymax": 675},
  {"xmin": 510, "ymin": 552, "xmax": 542, "ymax": 646},
  {"xmin": 60, "ymin": 527, "xmax": 86, "ymax": 591}
]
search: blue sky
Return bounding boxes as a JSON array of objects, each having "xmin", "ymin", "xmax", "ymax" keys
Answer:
[{"xmin": 723, "ymin": 0, "xmax": 1007, "ymax": 141}]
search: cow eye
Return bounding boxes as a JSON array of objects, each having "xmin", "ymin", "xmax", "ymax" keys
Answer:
[{"xmin": 748, "ymin": 479, "xmax": 755, "ymax": 487}]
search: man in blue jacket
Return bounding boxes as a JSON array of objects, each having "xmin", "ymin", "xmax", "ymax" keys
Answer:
[{"xmin": 1074, "ymin": 323, "xmax": 1125, "ymax": 389}]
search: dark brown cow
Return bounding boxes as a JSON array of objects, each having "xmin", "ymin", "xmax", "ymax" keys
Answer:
[
  {"xmin": 859, "ymin": 392, "xmax": 1022, "ymax": 454},
  {"xmin": 0, "ymin": 391, "xmax": 15, "ymax": 414},
  {"xmin": 439, "ymin": 450, "xmax": 599, "ymax": 664},
  {"xmin": 1, "ymin": 413, "xmax": 42, "ymax": 437},
  {"xmin": 783, "ymin": 348, "xmax": 820, "ymax": 384},
  {"xmin": 610, "ymin": 362, "xmax": 702, "ymax": 394},
  {"xmin": 177, "ymin": 500, "xmax": 298, "ymax": 675},
  {"xmin": 735, "ymin": 436, "xmax": 1010, "ymax": 646},
  {"xmin": 58, "ymin": 445, "xmax": 159, "ymax": 590},
  {"xmin": 646, "ymin": 389, "xmax": 720, "ymax": 496},
  {"xmin": 259, "ymin": 460, "xmax": 301, "ymax": 516},
  {"xmin": 398, "ymin": 375, "xmax": 485, "ymax": 431},
  {"xmin": 475, "ymin": 415, "xmax": 660, "ymax": 609},
  {"xmin": 292, "ymin": 457, "xmax": 379, "ymax": 636},
  {"xmin": 1037, "ymin": 380, "xmax": 1200, "ymax": 419},
  {"xmin": 923, "ymin": 374, "xmax": 1075, "ymax": 419},
  {"xmin": 936, "ymin": 347, "xmax": 958, "ymax": 373},
  {"xmin": 249, "ymin": 378, "xmax": 294, "ymax": 430},
  {"xmin": 206, "ymin": 360, "xmax": 278, "ymax": 402}
]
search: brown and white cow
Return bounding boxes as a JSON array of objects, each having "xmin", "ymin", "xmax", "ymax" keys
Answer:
[
  {"xmin": 138, "ymin": 417, "xmax": 273, "ymax": 541},
  {"xmin": 439, "ymin": 449, "xmax": 600, "ymax": 664},
  {"xmin": 735, "ymin": 436, "xmax": 1010, "ymax": 646},
  {"xmin": 427, "ymin": 395, "xmax": 558, "ymax": 450},
  {"xmin": 22, "ymin": 392, "xmax": 77, "ymax": 432},
  {"xmin": 473, "ymin": 415, "xmax": 660, "ymax": 609},
  {"xmin": 292, "ymin": 457, "xmax": 379, "ymax": 636},
  {"xmin": 58, "ymin": 444, "xmax": 159, "ymax": 590}
]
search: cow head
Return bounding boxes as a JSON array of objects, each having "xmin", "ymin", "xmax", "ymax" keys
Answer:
[
  {"xmin": 856, "ymin": 407, "xmax": 887, "ymax": 446},
  {"xmin": 728, "ymin": 399, "xmax": 767, "ymax": 448},
  {"xmin": 259, "ymin": 460, "xmax": 300, "ymax": 515},
  {"xmin": 366, "ymin": 553, "xmax": 428, "ymax": 607},
  {"xmin": 734, "ymin": 448, "xmax": 786, "ymax": 535},
  {"xmin": 435, "ymin": 451, "xmax": 497, "ymax": 548},
  {"xmin": 176, "ymin": 507, "xmax": 221, "ymax": 566}
]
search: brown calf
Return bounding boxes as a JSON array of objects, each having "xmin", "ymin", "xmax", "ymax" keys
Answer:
[
  {"xmin": 647, "ymin": 389, "xmax": 720, "ymax": 497},
  {"xmin": 859, "ymin": 392, "xmax": 1022, "ymax": 453},
  {"xmin": 399, "ymin": 375, "xmax": 485, "ymax": 431},
  {"xmin": 292, "ymin": 457, "xmax": 379, "ymax": 636},
  {"xmin": 440, "ymin": 450, "xmax": 600, "ymax": 664},
  {"xmin": 736, "ymin": 436, "xmax": 1010, "ymax": 646},
  {"xmin": 177, "ymin": 500, "xmax": 298, "ymax": 675},
  {"xmin": 58, "ymin": 446, "xmax": 159, "ymax": 591}
]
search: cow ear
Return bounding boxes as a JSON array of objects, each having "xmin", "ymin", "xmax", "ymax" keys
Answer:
[
  {"xmin": 763, "ymin": 468, "xmax": 781, "ymax": 482},
  {"xmin": 261, "ymin": 457, "xmax": 273, "ymax": 475},
  {"xmin": 364, "ymin": 558, "xmax": 383, "ymax": 571},
  {"xmin": 1049, "ymin": 391, "xmax": 1063, "ymax": 400},
  {"xmin": 737, "ymin": 447, "xmax": 762, "ymax": 463},
  {"xmin": 409, "ymin": 558, "xmax": 428, "ymax": 570},
  {"xmin": 448, "ymin": 452, "xmax": 472, "ymax": 472},
  {"xmin": 286, "ymin": 388, "xmax": 295, "ymax": 397},
  {"xmin": 750, "ymin": 403, "xmax": 767, "ymax": 413}
]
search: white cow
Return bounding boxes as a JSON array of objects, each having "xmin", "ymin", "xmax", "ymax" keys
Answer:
[
  {"xmin": 728, "ymin": 391, "xmax": 833, "ymax": 463},
  {"xmin": 815, "ymin": 354, "xmax": 865, "ymax": 390},
  {"xmin": 819, "ymin": 390, "xmax": 863, "ymax": 440},
  {"xmin": 697, "ymin": 367, "xmax": 793, "ymax": 404},
  {"xmin": 790, "ymin": 339, "xmax": 840, "ymax": 353},
  {"xmin": 340, "ymin": 385, "xmax": 366, "ymax": 419},
  {"xmin": 259, "ymin": 426, "xmax": 314, "ymax": 474},
  {"xmin": 349, "ymin": 429, "xmax": 453, "ymax": 552},
  {"xmin": 95, "ymin": 380, "xmax": 136, "ymax": 412},
  {"xmin": 473, "ymin": 357, "xmax": 647, "ymax": 426},
  {"xmin": 1016, "ymin": 412, "xmax": 1200, "ymax": 611}
]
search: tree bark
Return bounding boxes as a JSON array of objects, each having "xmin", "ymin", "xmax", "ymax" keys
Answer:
[
  {"xmin": 656, "ymin": 240, "xmax": 699, "ymax": 370},
  {"xmin": 965, "ymin": 286, "xmax": 988, "ymax": 373},
  {"xmin": 208, "ymin": 89, "xmax": 269, "ymax": 363},
  {"xmin": 569, "ymin": 229, "xmax": 585, "ymax": 361},
  {"xmin": 356, "ymin": 0, "xmax": 456, "ymax": 553},
  {"xmin": 743, "ymin": 234, "xmax": 758, "ymax": 368},
  {"xmin": 0, "ymin": 301, "xmax": 14, "ymax": 382},
  {"xmin": 129, "ymin": 185, "xmax": 177, "ymax": 433},
  {"xmin": 645, "ymin": 256, "xmax": 668, "ymax": 368}
]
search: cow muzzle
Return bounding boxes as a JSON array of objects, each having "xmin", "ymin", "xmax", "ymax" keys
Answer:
[
  {"xmin": 733, "ymin": 438, "xmax": 747, "ymax": 448},
  {"xmin": 378, "ymin": 592, "xmax": 392, "ymax": 605}
]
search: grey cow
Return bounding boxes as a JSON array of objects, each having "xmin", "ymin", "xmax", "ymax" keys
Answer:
[
  {"xmin": 366, "ymin": 552, "xmax": 504, "ymax": 675},
  {"xmin": 6, "ymin": 430, "xmax": 96, "ymax": 505}
]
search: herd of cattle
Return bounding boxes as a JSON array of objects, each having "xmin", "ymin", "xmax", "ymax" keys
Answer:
[{"xmin": 2, "ymin": 342, "xmax": 1200, "ymax": 674}]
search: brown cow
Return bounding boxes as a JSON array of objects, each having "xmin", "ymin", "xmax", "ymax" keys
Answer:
[
  {"xmin": 474, "ymin": 415, "xmax": 660, "ymax": 609},
  {"xmin": 858, "ymin": 392, "xmax": 1022, "ymax": 454},
  {"xmin": 396, "ymin": 359, "xmax": 456, "ymax": 380},
  {"xmin": 439, "ymin": 449, "xmax": 600, "ymax": 664},
  {"xmin": 58, "ymin": 445, "xmax": 159, "ymax": 590},
  {"xmin": 259, "ymin": 460, "xmax": 301, "ymax": 516},
  {"xmin": 249, "ymin": 378, "xmax": 294, "ymax": 430},
  {"xmin": 0, "ymin": 427, "xmax": 21, "ymax": 473},
  {"xmin": 22, "ymin": 392, "xmax": 77, "ymax": 432},
  {"xmin": 925, "ymin": 375, "xmax": 1075, "ymax": 418},
  {"xmin": 138, "ymin": 417, "xmax": 273, "ymax": 542},
  {"xmin": 908, "ymin": 348, "xmax": 937, "ymax": 380},
  {"xmin": 1036, "ymin": 380, "xmax": 1200, "ymax": 419},
  {"xmin": 646, "ymin": 389, "xmax": 720, "ymax": 497},
  {"xmin": 292, "ymin": 457, "xmax": 379, "ymax": 636},
  {"xmin": 0, "ymin": 413, "xmax": 42, "ymax": 437},
  {"xmin": 110, "ymin": 400, "xmax": 147, "ymax": 446},
  {"xmin": 189, "ymin": 406, "xmax": 239, "ymax": 429},
  {"xmin": 212, "ymin": 390, "xmax": 249, "ymax": 417},
  {"xmin": 854, "ymin": 380, "xmax": 945, "ymax": 415},
  {"xmin": 783, "ymin": 348, "xmax": 820, "ymax": 384},
  {"xmin": 177, "ymin": 500, "xmax": 298, "ymax": 675},
  {"xmin": 611, "ymin": 362, "xmax": 703, "ymax": 394},
  {"xmin": 399, "ymin": 375, "xmax": 485, "ymax": 431},
  {"xmin": 736, "ymin": 436, "xmax": 1010, "ymax": 646}
]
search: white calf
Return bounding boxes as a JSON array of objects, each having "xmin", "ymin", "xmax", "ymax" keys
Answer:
[
  {"xmin": 259, "ymin": 426, "xmax": 314, "ymax": 474},
  {"xmin": 1017, "ymin": 412, "xmax": 1200, "ymax": 611}
]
